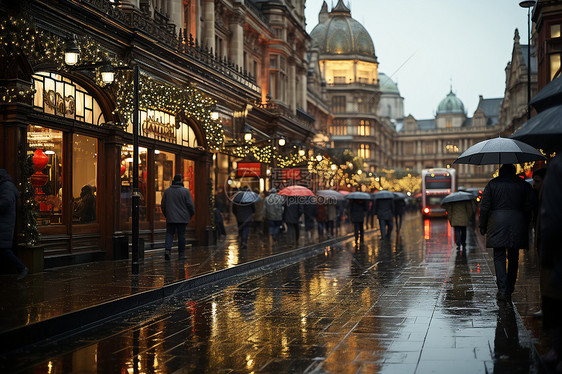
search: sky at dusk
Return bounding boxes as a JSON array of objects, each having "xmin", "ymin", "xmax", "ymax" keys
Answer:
[{"xmin": 304, "ymin": 0, "xmax": 531, "ymax": 119}]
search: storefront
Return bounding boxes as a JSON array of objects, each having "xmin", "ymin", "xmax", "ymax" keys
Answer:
[{"xmin": 12, "ymin": 70, "xmax": 212, "ymax": 267}]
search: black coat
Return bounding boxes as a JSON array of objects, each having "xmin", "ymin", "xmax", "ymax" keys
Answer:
[
  {"xmin": 0, "ymin": 169, "xmax": 19, "ymax": 248},
  {"xmin": 375, "ymin": 198, "xmax": 395, "ymax": 220},
  {"xmin": 349, "ymin": 199, "xmax": 366, "ymax": 223},
  {"xmin": 283, "ymin": 202, "xmax": 303, "ymax": 224},
  {"xmin": 232, "ymin": 203, "xmax": 255, "ymax": 226},
  {"xmin": 161, "ymin": 182, "xmax": 195, "ymax": 223},
  {"xmin": 479, "ymin": 173, "xmax": 533, "ymax": 249}
]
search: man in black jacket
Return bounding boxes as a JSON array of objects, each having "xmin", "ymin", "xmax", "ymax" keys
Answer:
[
  {"xmin": 161, "ymin": 174, "xmax": 195, "ymax": 260},
  {"xmin": 0, "ymin": 169, "xmax": 28, "ymax": 280},
  {"xmin": 479, "ymin": 164, "xmax": 533, "ymax": 302}
]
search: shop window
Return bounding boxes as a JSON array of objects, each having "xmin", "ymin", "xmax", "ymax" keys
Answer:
[
  {"xmin": 27, "ymin": 125, "xmax": 63, "ymax": 225},
  {"xmin": 155, "ymin": 151, "xmax": 176, "ymax": 222},
  {"xmin": 33, "ymin": 72, "xmax": 105, "ymax": 126},
  {"xmin": 120, "ymin": 145, "xmax": 148, "ymax": 228},
  {"xmin": 179, "ymin": 122, "xmax": 199, "ymax": 148},
  {"xmin": 182, "ymin": 159, "xmax": 196, "ymax": 202},
  {"xmin": 72, "ymin": 134, "xmax": 98, "ymax": 224},
  {"xmin": 550, "ymin": 54, "xmax": 561, "ymax": 81}
]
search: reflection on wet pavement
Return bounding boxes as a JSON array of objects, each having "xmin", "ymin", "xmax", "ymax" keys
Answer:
[{"xmin": 9, "ymin": 215, "xmax": 541, "ymax": 373}]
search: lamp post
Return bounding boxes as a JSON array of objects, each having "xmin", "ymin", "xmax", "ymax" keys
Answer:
[
  {"xmin": 520, "ymin": 0, "xmax": 536, "ymax": 120},
  {"xmin": 65, "ymin": 40, "xmax": 141, "ymax": 275}
]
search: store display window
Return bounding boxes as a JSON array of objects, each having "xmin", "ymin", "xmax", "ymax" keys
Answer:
[
  {"xmin": 154, "ymin": 151, "xmax": 176, "ymax": 222},
  {"xmin": 120, "ymin": 145, "xmax": 148, "ymax": 227},
  {"xmin": 72, "ymin": 134, "xmax": 98, "ymax": 224},
  {"xmin": 27, "ymin": 125, "xmax": 64, "ymax": 225}
]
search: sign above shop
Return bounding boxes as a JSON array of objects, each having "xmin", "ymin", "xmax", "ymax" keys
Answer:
[
  {"xmin": 237, "ymin": 162, "xmax": 261, "ymax": 178},
  {"xmin": 141, "ymin": 115, "xmax": 177, "ymax": 141}
]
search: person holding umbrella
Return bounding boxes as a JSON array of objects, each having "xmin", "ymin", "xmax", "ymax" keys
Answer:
[
  {"xmin": 264, "ymin": 188, "xmax": 284, "ymax": 242},
  {"xmin": 346, "ymin": 191, "xmax": 370, "ymax": 246},
  {"xmin": 232, "ymin": 186, "xmax": 258, "ymax": 249},
  {"xmin": 373, "ymin": 191, "xmax": 395, "ymax": 239},
  {"xmin": 441, "ymin": 192, "xmax": 474, "ymax": 251},
  {"xmin": 479, "ymin": 164, "xmax": 533, "ymax": 302}
]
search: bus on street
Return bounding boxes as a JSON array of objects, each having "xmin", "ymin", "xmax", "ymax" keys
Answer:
[{"xmin": 421, "ymin": 168, "xmax": 456, "ymax": 217}]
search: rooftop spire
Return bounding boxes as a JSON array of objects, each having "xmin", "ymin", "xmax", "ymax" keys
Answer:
[{"xmin": 331, "ymin": 0, "xmax": 351, "ymax": 15}]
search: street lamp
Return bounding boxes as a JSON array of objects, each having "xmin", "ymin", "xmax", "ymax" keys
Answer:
[
  {"xmin": 65, "ymin": 40, "xmax": 141, "ymax": 275},
  {"xmin": 520, "ymin": 0, "xmax": 536, "ymax": 120}
]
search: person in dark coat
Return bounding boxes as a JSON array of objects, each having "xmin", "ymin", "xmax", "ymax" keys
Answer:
[
  {"xmin": 375, "ymin": 197, "xmax": 395, "ymax": 239},
  {"xmin": 539, "ymin": 155, "xmax": 562, "ymax": 368},
  {"xmin": 394, "ymin": 196, "xmax": 406, "ymax": 233},
  {"xmin": 265, "ymin": 188, "xmax": 284, "ymax": 242},
  {"xmin": 303, "ymin": 196, "xmax": 317, "ymax": 240},
  {"xmin": 0, "ymin": 169, "xmax": 28, "ymax": 280},
  {"xmin": 349, "ymin": 199, "xmax": 366, "ymax": 245},
  {"xmin": 283, "ymin": 198, "xmax": 303, "ymax": 245},
  {"xmin": 76, "ymin": 184, "xmax": 96, "ymax": 223},
  {"xmin": 444, "ymin": 199, "xmax": 474, "ymax": 251},
  {"xmin": 232, "ymin": 186, "xmax": 255, "ymax": 249},
  {"xmin": 316, "ymin": 201, "xmax": 328, "ymax": 238},
  {"xmin": 161, "ymin": 174, "xmax": 195, "ymax": 260},
  {"xmin": 479, "ymin": 164, "xmax": 533, "ymax": 302}
]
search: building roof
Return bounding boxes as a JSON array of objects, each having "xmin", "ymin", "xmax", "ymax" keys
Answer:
[
  {"xmin": 379, "ymin": 72, "xmax": 400, "ymax": 95},
  {"xmin": 417, "ymin": 119, "xmax": 436, "ymax": 130},
  {"xmin": 476, "ymin": 98, "xmax": 502, "ymax": 121},
  {"xmin": 309, "ymin": 0, "xmax": 376, "ymax": 58},
  {"xmin": 436, "ymin": 90, "xmax": 466, "ymax": 115}
]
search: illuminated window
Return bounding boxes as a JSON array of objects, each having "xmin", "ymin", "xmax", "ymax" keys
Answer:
[
  {"xmin": 27, "ymin": 125, "xmax": 64, "ymax": 226},
  {"xmin": 445, "ymin": 144, "xmax": 459, "ymax": 153},
  {"xmin": 358, "ymin": 120, "xmax": 371, "ymax": 136},
  {"xmin": 359, "ymin": 144, "xmax": 371, "ymax": 160},
  {"xmin": 155, "ymin": 151, "xmax": 176, "ymax": 222},
  {"xmin": 446, "ymin": 119, "xmax": 452, "ymax": 128},
  {"xmin": 120, "ymin": 145, "xmax": 149, "ymax": 228},
  {"xmin": 550, "ymin": 54, "xmax": 561, "ymax": 81},
  {"xmin": 72, "ymin": 134, "xmax": 98, "ymax": 224},
  {"xmin": 33, "ymin": 72, "xmax": 105, "ymax": 126},
  {"xmin": 551, "ymin": 24, "xmax": 561, "ymax": 38},
  {"xmin": 330, "ymin": 119, "xmax": 347, "ymax": 135}
]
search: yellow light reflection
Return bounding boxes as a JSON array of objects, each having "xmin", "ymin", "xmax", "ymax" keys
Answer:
[
  {"xmin": 227, "ymin": 245, "xmax": 239, "ymax": 268},
  {"xmin": 48, "ymin": 361, "xmax": 52, "ymax": 374},
  {"xmin": 424, "ymin": 219, "xmax": 431, "ymax": 240}
]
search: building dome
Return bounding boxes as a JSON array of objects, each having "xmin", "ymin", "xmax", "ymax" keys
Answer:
[
  {"xmin": 310, "ymin": 0, "xmax": 376, "ymax": 58},
  {"xmin": 379, "ymin": 73, "xmax": 400, "ymax": 95},
  {"xmin": 436, "ymin": 90, "xmax": 466, "ymax": 115}
]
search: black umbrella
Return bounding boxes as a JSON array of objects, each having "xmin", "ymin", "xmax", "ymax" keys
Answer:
[
  {"xmin": 393, "ymin": 192, "xmax": 408, "ymax": 200},
  {"xmin": 232, "ymin": 190, "xmax": 261, "ymax": 204},
  {"xmin": 440, "ymin": 191, "xmax": 474, "ymax": 206},
  {"xmin": 345, "ymin": 191, "xmax": 371, "ymax": 200},
  {"xmin": 372, "ymin": 190, "xmax": 395, "ymax": 200},
  {"xmin": 453, "ymin": 137, "xmax": 545, "ymax": 165},
  {"xmin": 511, "ymin": 104, "xmax": 562, "ymax": 153}
]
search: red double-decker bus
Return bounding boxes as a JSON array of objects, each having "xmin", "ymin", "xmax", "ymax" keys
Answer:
[{"xmin": 421, "ymin": 168, "xmax": 456, "ymax": 217}]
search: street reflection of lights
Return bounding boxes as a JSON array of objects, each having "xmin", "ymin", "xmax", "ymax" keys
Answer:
[
  {"xmin": 48, "ymin": 361, "xmax": 52, "ymax": 374},
  {"xmin": 227, "ymin": 245, "xmax": 239, "ymax": 267},
  {"xmin": 281, "ymin": 334, "xmax": 289, "ymax": 357},
  {"xmin": 154, "ymin": 354, "xmax": 159, "ymax": 368},
  {"xmin": 424, "ymin": 219, "xmax": 431, "ymax": 240},
  {"xmin": 246, "ymin": 354, "xmax": 254, "ymax": 369}
]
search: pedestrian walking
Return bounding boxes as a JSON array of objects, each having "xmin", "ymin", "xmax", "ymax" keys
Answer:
[
  {"xmin": 283, "ymin": 198, "xmax": 303, "ymax": 245},
  {"xmin": 316, "ymin": 201, "xmax": 327, "ymax": 238},
  {"xmin": 303, "ymin": 196, "xmax": 317, "ymax": 240},
  {"xmin": 367, "ymin": 195, "xmax": 376, "ymax": 229},
  {"xmin": 374, "ymin": 197, "xmax": 395, "ymax": 239},
  {"xmin": 444, "ymin": 199, "xmax": 474, "ymax": 251},
  {"xmin": 394, "ymin": 196, "xmax": 406, "ymax": 233},
  {"xmin": 0, "ymin": 169, "xmax": 28, "ymax": 280},
  {"xmin": 232, "ymin": 186, "xmax": 255, "ymax": 249},
  {"xmin": 539, "ymin": 155, "xmax": 562, "ymax": 370},
  {"xmin": 161, "ymin": 174, "xmax": 195, "ymax": 260},
  {"xmin": 349, "ymin": 199, "xmax": 366, "ymax": 245},
  {"xmin": 253, "ymin": 191, "xmax": 265, "ymax": 234},
  {"xmin": 326, "ymin": 202, "xmax": 337, "ymax": 238},
  {"xmin": 264, "ymin": 188, "xmax": 284, "ymax": 242},
  {"xmin": 479, "ymin": 164, "xmax": 533, "ymax": 302}
]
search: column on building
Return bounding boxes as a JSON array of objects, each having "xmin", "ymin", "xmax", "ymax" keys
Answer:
[
  {"xmin": 202, "ymin": 0, "xmax": 215, "ymax": 51},
  {"xmin": 289, "ymin": 59, "xmax": 297, "ymax": 112},
  {"xmin": 299, "ymin": 67, "xmax": 307, "ymax": 109},
  {"xmin": 168, "ymin": 0, "xmax": 182, "ymax": 32},
  {"xmin": 229, "ymin": 11, "xmax": 245, "ymax": 68}
]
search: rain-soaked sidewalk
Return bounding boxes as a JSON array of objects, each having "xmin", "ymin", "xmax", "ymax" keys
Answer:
[
  {"xmin": 0, "ymin": 221, "xmax": 355, "ymax": 351},
  {"xmin": 0, "ymin": 213, "xmax": 553, "ymax": 373}
]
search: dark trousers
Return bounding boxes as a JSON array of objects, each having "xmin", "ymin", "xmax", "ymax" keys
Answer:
[
  {"xmin": 165, "ymin": 223, "xmax": 187, "ymax": 255},
  {"xmin": 395, "ymin": 213, "xmax": 403, "ymax": 232},
  {"xmin": 238, "ymin": 222, "xmax": 251, "ymax": 246},
  {"xmin": 493, "ymin": 247, "xmax": 519, "ymax": 296},
  {"xmin": 286, "ymin": 222, "xmax": 300, "ymax": 243},
  {"xmin": 379, "ymin": 218, "xmax": 393, "ymax": 238},
  {"xmin": 353, "ymin": 222, "xmax": 364, "ymax": 243},
  {"xmin": 0, "ymin": 248, "xmax": 26, "ymax": 273},
  {"xmin": 317, "ymin": 221, "xmax": 326, "ymax": 236},
  {"xmin": 326, "ymin": 221, "xmax": 334, "ymax": 236},
  {"xmin": 453, "ymin": 226, "xmax": 467, "ymax": 247}
]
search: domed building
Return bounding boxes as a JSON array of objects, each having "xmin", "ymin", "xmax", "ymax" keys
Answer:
[
  {"xmin": 435, "ymin": 88, "xmax": 467, "ymax": 129},
  {"xmin": 378, "ymin": 72, "xmax": 404, "ymax": 124},
  {"xmin": 308, "ymin": 0, "xmax": 395, "ymax": 171}
]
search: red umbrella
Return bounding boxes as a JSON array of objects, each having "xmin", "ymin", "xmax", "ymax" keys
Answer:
[
  {"xmin": 337, "ymin": 190, "xmax": 350, "ymax": 196},
  {"xmin": 278, "ymin": 185, "xmax": 315, "ymax": 196}
]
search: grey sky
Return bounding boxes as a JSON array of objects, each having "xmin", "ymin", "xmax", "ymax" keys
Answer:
[{"xmin": 305, "ymin": 0, "xmax": 530, "ymax": 119}]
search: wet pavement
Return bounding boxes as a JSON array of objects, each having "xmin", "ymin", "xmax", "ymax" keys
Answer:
[{"xmin": 0, "ymin": 214, "xmax": 551, "ymax": 373}]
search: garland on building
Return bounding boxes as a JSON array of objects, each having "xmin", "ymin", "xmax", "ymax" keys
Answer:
[{"xmin": 21, "ymin": 155, "xmax": 40, "ymax": 246}]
